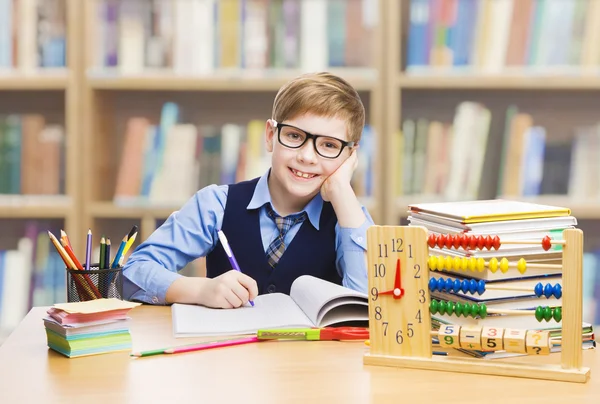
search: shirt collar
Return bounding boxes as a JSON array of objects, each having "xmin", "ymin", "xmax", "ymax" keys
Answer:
[{"xmin": 247, "ymin": 170, "xmax": 323, "ymax": 230}]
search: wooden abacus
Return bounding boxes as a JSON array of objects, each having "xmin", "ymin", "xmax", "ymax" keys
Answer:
[{"xmin": 363, "ymin": 225, "xmax": 590, "ymax": 383}]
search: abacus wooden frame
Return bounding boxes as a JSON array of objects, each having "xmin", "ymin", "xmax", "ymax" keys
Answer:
[{"xmin": 363, "ymin": 226, "xmax": 590, "ymax": 384}]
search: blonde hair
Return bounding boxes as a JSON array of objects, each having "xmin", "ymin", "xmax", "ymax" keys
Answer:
[{"xmin": 272, "ymin": 72, "xmax": 366, "ymax": 143}]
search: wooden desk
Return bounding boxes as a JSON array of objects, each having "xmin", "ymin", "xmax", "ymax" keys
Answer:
[{"xmin": 0, "ymin": 305, "xmax": 598, "ymax": 404}]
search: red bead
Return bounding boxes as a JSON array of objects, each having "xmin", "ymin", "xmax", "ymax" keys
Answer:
[
  {"xmin": 459, "ymin": 234, "xmax": 469, "ymax": 249},
  {"xmin": 437, "ymin": 234, "xmax": 447, "ymax": 249},
  {"xmin": 492, "ymin": 235, "xmax": 501, "ymax": 250},
  {"xmin": 541, "ymin": 236, "xmax": 552, "ymax": 251},
  {"xmin": 468, "ymin": 235, "xmax": 477, "ymax": 250},
  {"xmin": 484, "ymin": 235, "xmax": 493, "ymax": 250},
  {"xmin": 476, "ymin": 235, "xmax": 485, "ymax": 250},
  {"xmin": 428, "ymin": 234, "xmax": 437, "ymax": 248},
  {"xmin": 453, "ymin": 234, "xmax": 461, "ymax": 249},
  {"xmin": 445, "ymin": 235, "xmax": 454, "ymax": 249}
]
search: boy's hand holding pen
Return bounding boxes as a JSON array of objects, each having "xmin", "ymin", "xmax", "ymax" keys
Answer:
[{"xmin": 164, "ymin": 229, "xmax": 258, "ymax": 309}]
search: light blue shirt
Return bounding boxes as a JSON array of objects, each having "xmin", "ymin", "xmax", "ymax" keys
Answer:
[{"xmin": 122, "ymin": 170, "xmax": 374, "ymax": 304}]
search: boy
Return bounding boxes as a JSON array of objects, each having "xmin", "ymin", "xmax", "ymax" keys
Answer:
[{"xmin": 122, "ymin": 72, "xmax": 374, "ymax": 308}]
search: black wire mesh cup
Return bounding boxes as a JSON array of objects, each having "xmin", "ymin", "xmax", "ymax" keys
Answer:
[{"xmin": 66, "ymin": 263, "xmax": 124, "ymax": 302}]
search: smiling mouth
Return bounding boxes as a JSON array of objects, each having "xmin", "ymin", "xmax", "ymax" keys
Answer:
[{"xmin": 290, "ymin": 168, "xmax": 318, "ymax": 179}]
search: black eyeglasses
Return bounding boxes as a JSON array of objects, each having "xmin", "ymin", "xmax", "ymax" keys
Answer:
[{"xmin": 273, "ymin": 121, "xmax": 355, "ymax": 159}]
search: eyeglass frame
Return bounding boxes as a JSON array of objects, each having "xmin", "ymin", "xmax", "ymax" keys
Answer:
[{"xmin": 271, "ymin": 120, "xmax": 356, "ymax": 159}]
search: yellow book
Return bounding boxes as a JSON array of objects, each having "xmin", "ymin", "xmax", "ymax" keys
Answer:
[{"xmin": 408, "ymin": 199, "xmax": 571, "ymax": 224}]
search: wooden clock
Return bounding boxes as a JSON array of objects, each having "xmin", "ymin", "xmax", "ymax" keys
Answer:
[
  {"xmin": 364, "ymin": 225, "xmax": 431, "ymax": 359},
  {"xmin": 363, "ymin": 224, "xmax": 590, "ymax": 384}
]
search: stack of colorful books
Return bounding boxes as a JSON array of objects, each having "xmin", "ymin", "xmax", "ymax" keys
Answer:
[
  {"xmin": 43, "ymin": 298, "xmax": 141, "ymax": 358},
  {"xmin": 407, "ymin": 199, "xmax": 595, "ymax": 358}
]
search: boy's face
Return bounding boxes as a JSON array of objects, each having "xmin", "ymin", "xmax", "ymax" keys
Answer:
[{"xmin": 265, "ymin": 113, "xmax": 351, "ymax": 206}]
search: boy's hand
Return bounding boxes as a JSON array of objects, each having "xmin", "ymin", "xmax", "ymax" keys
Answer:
[
  {"xmin": 320, "ymin": 148, "xmax": 359, "ymax": 202},
  {"xmin": 199, "ymin": 270, "xmax": 258, "ymax": 309}
]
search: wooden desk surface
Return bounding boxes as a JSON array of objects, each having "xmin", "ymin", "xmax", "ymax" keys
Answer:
[{"xmin": 0, "ymin": 305, "xmax": 598, "ymax": 404}]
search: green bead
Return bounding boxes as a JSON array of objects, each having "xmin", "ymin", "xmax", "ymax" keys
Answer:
[
  {"xmin": 430, "ymin": 300, "xmax": 439, "ymax": 315},
  {"xmin": 438, "ymin": 300, "xmax": 447, "ymax": 315},
  {"xmin": 535, "ymin": 306, "xmax": 544, "ymax": 322},
  {"xmin": 455, "ymin": 302, "xmax": 464, "ymax": 317},
  {"xmin": 465, "ymin": 304, "xmax": 474, "ymax": 318},
  {"xmin": 553, "ymin": 307, "xmax": 562, "ymax": 322},
  {"xmin": 446, "ymin": 302, "xmax": 455, "ymax": 315},
  {"xmin": 471, "ymin": 304, "xmax": 480, "ymax": 317},
  {"xmin": 479, "ymin": 304, "xmax": 487, "ymax": 319},
  {"xmin": 543, "ymin": 307, "xmax": 553, "ymax": 322}
]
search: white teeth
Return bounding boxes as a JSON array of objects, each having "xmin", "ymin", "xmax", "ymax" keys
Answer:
[{"xmin": 292, "ymin": 169, "xmax": 315, "ymax": 179}]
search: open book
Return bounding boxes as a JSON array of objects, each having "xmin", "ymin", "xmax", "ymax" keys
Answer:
[{"xmin": 171, "ymin": 275, "xmax": 368, "ymax": 337}]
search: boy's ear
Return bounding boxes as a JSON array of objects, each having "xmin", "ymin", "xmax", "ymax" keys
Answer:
[{"xmin": 265, "ymin": 119, "xmax": 275, "ymax": 152}]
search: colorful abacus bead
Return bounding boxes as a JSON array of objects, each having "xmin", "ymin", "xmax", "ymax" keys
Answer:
[{"xmin": 541, "ymin": 236, "xmax": 552, "ymax": 251}]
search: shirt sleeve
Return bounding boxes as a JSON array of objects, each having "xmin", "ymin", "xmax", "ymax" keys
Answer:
[
  {"xmin": 335, "ymin": 205, "xmax": 374, "ymax": 294},
  {"xmin": 122, "ymin": 184, "xmax": 228, "ymax": 304}
]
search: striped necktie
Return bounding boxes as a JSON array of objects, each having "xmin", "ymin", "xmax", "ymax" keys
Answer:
[{"xmin": 265, "ymin": 205, "xmax": 307, "ymax": 269}]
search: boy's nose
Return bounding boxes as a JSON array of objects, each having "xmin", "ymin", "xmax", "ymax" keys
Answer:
[{"xmin": 296, "ymin": 139, "xmax": 318, "ymax": 164}]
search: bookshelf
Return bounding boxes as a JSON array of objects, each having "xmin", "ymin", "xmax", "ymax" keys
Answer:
[
  {"xmin": 0, "ymin": 0, "xmax": 81, "ymax": 251},
  {"xmin": 79, "ymin": 0, "xmax": 386, "ymax": 247},
  {"xmin": 384, "ymin": 0, "xmax": 600, "ymax": 225}
]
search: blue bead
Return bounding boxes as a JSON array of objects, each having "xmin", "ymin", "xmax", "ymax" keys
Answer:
[
  {"xmin": 469, "ymin": 279, "xmax": 477, "ymax": 294},
  {"xmin": 429, "ymin": 277, "xmax": 437, "ymax": 292},
  {"xmin": 534, "ymin": 282, "xmax": 543, "ymax": 298},
  {"xmin": 445, "ymin": 278, "xmax": 454, "ymax": 292},
  {"xmin": 453, "ymin": 279, "xmax": 461, "ymax": 293},
  {"xmin": 553, "ymin": 284, "xmax": 562, "ymax": 299},
  {"xmin": 460, "ymin": 280, "xmax": 469, "ymax": 294},
  {"xmin": 477, "ymin": 280, "xmax": 485, "ymax": 295},
  {"xmin": 544, "ymin": 283, "xmax": 553, "ymax": 299}
]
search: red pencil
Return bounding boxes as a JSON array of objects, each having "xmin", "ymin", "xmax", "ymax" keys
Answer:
[{"xmin": 164, "ymin": 336, "xmax": 261, "ymax": 354}]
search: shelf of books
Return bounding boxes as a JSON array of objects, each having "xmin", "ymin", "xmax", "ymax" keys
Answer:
[
  {"xmin": 81, "ymin": 0, "xmax": 384, "ymax": 247},
  {"xmin": 0, "ymin": 0, "xmax": 81, "ymax": 343},
  {"xmin": 386, "ymin": 0, "xmax": 600, "ymax": 226}
]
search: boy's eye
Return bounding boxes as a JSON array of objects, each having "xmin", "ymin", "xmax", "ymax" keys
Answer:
[{"xmin": 323, "ymin": 142, "xmax": 341, "ymax": 149}]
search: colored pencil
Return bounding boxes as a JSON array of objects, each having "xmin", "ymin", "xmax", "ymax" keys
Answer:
[
  {"xmin": 85, "ymin": 229, "xmax": 92, "ymax": 271},
  {"xmin": 99, "ymin": 236, "xmax": 106, "ymax": 269},
  {"xmin": 131, "ymin": 336, "xmax": 262, "ymax": 358},
  {"xmin": 105, "ymin": 238, "xmax": 111, "ymax": 268},
  {"xmin": 127, "ymin": 225, "xmax": 138, "ymax": 241},
  {"xmin": 111, "ymin": 235, "xmax": 127, "ymax": 268},
  {"xmin": 118, "ymin": 232, "xmax": 137, "ymax": 266}
]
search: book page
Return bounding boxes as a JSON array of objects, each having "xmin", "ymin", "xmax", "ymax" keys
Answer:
[
  {"xmin": 290, "ymin": 275, "xmax": 368, "ymax": 327},
  {"xmin": 171, "ymin": 293, "xmax": 313, "ymax": 337}
]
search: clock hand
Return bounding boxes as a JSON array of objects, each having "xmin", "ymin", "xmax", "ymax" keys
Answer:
[
  {"xmin": 394, "ymin": 258, "xmax": 404, "ymax": 299},
  {"xmin": 379, "ymin": 259, "xmax": 405, "ymax": 299}
]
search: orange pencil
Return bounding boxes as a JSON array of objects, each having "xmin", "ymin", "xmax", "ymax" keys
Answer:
[
  {"xmin": 60, "ymin": 238, "xmax": 102, "ymax": 299},
  {"xmin": 48, "ymin": 231, "xmax": 88, "ymax": 300},
  {"xmin": 60, "ymin": 229, "xmax": 73, "ymax": 250}
]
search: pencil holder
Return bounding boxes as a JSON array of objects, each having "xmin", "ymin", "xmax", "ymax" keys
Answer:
[{"xmin": 66, "ymin": 263, "xmax": 124, "ymax": 302}]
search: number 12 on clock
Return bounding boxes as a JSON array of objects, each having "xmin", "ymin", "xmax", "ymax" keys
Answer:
[{"xmin": 366, "ymin": 226, "xmax": 432, "ymax": 359}]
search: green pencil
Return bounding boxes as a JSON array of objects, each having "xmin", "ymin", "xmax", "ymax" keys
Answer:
[
  {"xmin": 99, "ymin": 236, "xmax": 106, "ymax": 269},
  {"xmin": 130, "ymin": 348, "xmax": 166, "ymax": 358}
]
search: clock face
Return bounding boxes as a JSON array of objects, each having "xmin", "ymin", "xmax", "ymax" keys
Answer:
[{"xmin": 366, "ymin": 225, "xmax": 432, "ymax": 358}]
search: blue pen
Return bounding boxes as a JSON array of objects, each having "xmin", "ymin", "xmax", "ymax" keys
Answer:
[{"xmin": 217, "ymin": 230, "xmax": 255, "ymax": 307}]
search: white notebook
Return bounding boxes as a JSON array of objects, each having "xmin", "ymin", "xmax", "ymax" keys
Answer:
[{"xmin": 171, "ymin": 275, "xmax": 368, "ymax": 337}]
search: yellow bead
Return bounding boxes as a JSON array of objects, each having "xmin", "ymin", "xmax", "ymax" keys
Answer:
[
  {"xmin": 500, "ymin": 258, "xmax": 509, "ymax": 273},
  {"xmin": 477, "ymin": 258, "xmax": 485, "ymax": 272},
  {"xmin": 517, "ymin": 258, "xmax": 527, "ymax": 274},
  {"xmin": 453, "ymin": 257, "xmax": 462, "ymax": 271},
  {"xmin": 428, "ymin": 256, "xmax": 437, "ymax": 271},
  {"xmin": 468, "ymin": 257, "xmax": 477, "ymax": 272},
  {"xmin": 461, "ymin": 257, "xmax": 469, "ymax": 271},
  {"xmin": 489, "ymin": 257, "xmax": 499, "ymax": 273},
  {"xmin": 445, "ymin": 256, "xmax": 454, "ymax": 271}
]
